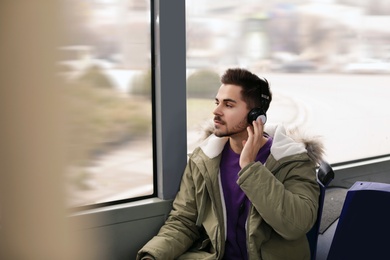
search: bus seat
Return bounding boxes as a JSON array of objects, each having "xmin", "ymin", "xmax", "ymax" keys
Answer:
[
  {"xmin": 307, "ymin": 161, "xmax": 335, "ymax": 260},
  {"xmin": 327, "ymin": 181, "xmax": 390, "ymax": 260}
]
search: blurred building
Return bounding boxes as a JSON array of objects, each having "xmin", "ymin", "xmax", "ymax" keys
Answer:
[{"xmin": 186, "ymin": 0, "xmax": 390, "ymax": 73}]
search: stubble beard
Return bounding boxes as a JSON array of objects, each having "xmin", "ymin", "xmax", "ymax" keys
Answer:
[{"xmin": 214, "ymin": 117, "xmax": 248, "ymax": 138}]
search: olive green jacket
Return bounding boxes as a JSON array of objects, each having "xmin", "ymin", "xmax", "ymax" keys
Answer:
[{"xmin": 137, "ymin": 125, "xmax": 323, "ymax": 260}]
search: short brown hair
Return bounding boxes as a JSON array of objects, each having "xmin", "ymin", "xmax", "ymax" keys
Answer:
[{"xmin": 221, "ymin": 68, "xmax": 272, "ymax": 112}]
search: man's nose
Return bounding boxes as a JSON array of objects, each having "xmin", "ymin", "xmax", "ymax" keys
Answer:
[{"xmin": 213, "ymin": 105, "xmax": 222, "ymax": 116}]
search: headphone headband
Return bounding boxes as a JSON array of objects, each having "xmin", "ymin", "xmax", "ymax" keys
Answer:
[
  {"xmin": 247, "ymin": 76, "xmax": 270, "ymax": 125},
  {"xmin": 261, "ymin": 93, "xmax": 270, "ymax": 101},
  {"xmin": 259, "ymin": 77, "xmax": 270, "ymax": 109}
]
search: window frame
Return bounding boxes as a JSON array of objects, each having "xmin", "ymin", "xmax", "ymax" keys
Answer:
[{"xmin": 72, "ymin": 0, "xmax": 187, "ymax": 212}]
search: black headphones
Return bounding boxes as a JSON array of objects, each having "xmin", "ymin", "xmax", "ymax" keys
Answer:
[{"xmin": 247, "ymin": 78, "xmax": 270, "ymax": 125}]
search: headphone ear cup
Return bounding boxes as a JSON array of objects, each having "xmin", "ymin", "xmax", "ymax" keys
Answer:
[
  {"xmin": 257, "ymin": 114, "xmax": 267, "ymax": 124},
  {"xmin": 247, "ymin": 108, "xmax": 267, "ymax": 125}
]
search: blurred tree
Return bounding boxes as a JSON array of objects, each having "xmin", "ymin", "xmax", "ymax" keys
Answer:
[
  {"xmin": 187, "ymin": 69, "xmax": 220, "ymax": 98},
  {"xmin": 130, "ymin": 70, "xmax": 152, "ymax": 97},
  {"xmin": 77, "ymin": 65, "xmax": 115, "ymax": 89}
]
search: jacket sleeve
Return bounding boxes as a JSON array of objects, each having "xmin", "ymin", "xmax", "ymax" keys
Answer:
[
  {"xmin": 237, "ymin": 154, "xmax": 320, "ymax": 241},
  {"xmin": 136, "ymin": 160, "xmax": 200, "ymax": 260}
]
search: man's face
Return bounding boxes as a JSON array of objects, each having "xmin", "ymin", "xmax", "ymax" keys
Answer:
[{"xmin": 213, "ymin": 84, "xmax": 249, "ymax": 138}]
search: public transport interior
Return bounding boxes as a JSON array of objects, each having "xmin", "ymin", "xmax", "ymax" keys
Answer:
[{"xmin": 1, "ymin": 0, "xmax": 390, "ymax": 259}]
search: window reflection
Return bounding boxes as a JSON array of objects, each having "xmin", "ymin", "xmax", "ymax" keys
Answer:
[{"xmin": 62, "ymin": 0, "xmax": 153, "ymax": 208}]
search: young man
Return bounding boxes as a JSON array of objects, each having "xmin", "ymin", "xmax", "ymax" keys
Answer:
[{"xmin": 137, "ymin": 68, "xmax": 323, "ymax": 260}]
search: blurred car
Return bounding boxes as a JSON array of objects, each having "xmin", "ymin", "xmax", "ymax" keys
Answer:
[
  {"xmin": 279, "ymin": 60, "xmax": 317, "ymax": 73},
  {"xmin": 343, "ymin": 60, "xmax": 390, "ymax": 74},
  {"xmin": 271, "ymin": 52, "xmax": 317, "ymax": 73}
]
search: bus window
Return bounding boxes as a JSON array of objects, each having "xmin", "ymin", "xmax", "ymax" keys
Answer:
[
  {"xmin": 62, "ymin": 0, "xmax": 154, "ymax": 208},
  {"xmin": 186, "ymin": 0, "xmax": 390, "ymax": 164}
]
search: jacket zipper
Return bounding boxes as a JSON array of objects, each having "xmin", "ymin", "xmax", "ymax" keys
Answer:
[
  {"xmin": 202, "ymin": 174, "xmax": 225, "ymax": 259},
  {"xmin": 246, "ymin": 203, "xmax": 251, "ymax": 260}
]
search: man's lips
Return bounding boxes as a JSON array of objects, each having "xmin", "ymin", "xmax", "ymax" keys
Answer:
[{"xmin": 214, "ymin": 117, "xmax": 224, "ymax": 126}]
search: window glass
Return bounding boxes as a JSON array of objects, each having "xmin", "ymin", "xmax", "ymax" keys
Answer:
[
  {"xmin": 62, "ymin": 0, "xmax": 153, "ymax": 208},
  {"xmin": 186, "ymin": 0, "xmax": 390, "ymax": 164}
]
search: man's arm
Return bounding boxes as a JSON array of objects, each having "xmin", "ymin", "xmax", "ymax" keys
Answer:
[
  {"xmin": 238, "ymin": 158, "xmax": 319, "ymax": 240},
  {"xmin": 136, "ymin": 161, "xmax": 201, "ymax": 259}
]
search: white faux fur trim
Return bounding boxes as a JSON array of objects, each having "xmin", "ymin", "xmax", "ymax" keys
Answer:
[
  {"xmin": 269, "ymin": 125, "xmax": 306, "ymax": 161},
  {"xmin": 199, "ymin": 134, "xmax": 228, "ymax": 159},
  {"xmin": 199, "ymin": 124, "xmax": 324, "ymax": 163}
]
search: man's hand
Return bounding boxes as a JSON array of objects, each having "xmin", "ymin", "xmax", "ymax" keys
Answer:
[
  {"xmin": 140, "ymin": 254, "xmax": 155, "ymax": 260},
  {"xmin": 239, "ymin": 117, "xmax": 264, "ymax": 169}
]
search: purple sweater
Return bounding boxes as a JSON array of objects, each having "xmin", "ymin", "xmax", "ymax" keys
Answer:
[{"xmin": 220, "ymin": 137, "xmax": 272, "ymax": 260}]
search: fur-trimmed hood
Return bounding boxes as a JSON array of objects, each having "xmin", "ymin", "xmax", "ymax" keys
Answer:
[{"xmin": 198, "ymin": 122, "xmax": 325, "ymax": 165}]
